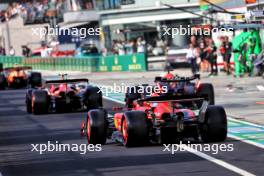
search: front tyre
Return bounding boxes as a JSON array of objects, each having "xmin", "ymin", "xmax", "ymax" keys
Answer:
[
  {"xmin": 86, "ymin": 109, "xmax": 108, "ymax": 145},
  {"xmin": 84, "ymin": 86, "xmax": 103, "ymax": 110}
]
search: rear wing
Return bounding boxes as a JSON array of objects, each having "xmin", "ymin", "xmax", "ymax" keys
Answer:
[
  {"xmin": 4, "ymin": 66, "xmax": 32, "ymax": 72},
  {"xmin": 155, "ymin": 74, "xmax": 200, "ymax": 83},
  {"xmin": 138, "ymin": 94, "xmax": 206, "ymax": 103},
  {"xmin": 45, "ymin": 79, "xmax": 89, "ymax": 84}
]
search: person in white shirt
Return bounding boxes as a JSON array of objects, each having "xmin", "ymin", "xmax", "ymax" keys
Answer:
[{"xmin": 186, "ymin": 43, "xmax": 199, "ymax": 75}]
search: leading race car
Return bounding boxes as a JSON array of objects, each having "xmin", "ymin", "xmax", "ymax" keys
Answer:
[
  {"xmin": 81, "ymin": 74, "xmax": 227, "ymax": 147},
  {"xmin": 125, "ymin": 72, "xmax": 215, "ymax": 108},
  {"xmin": 26, "ymin": 75, "xmax": 102, "ymax": 115},
  {"xmin": 0, "ymin": 63, "xmax": 42, "ymax": 89}
]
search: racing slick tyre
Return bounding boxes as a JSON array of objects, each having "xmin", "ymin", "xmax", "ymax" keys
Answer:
[
  {"xmin": 125, "ymin": 87, "xmax": 141, "ymax": 108},
  {"xmin": 197, "ymin": 83, "xmax": 215, "ymax": 105},
  {"xmin": 200, "ymin": 106, "xmax": 227, "ymax": 142},
  {"xmin": 86, "ymin": 109, "xmax": 108, "ymax": 145},
  {"xmin": 0, "ymin": 63, "xmax": 3, "ymax": 71},
  {"xmin": 83, "ymin": 86, "xmax": 103, "ymax": 110},
  {"xmin": 0, "ymin": 74, "xmax": 7, "ymax": 90},
  {"xmin": 26, "ymin": 89, "xmax": 33, "ymax": 113},
  {"xmin": 122, "ymin": 111, "xmax": 149, "ymax": 147},
  {"xmin": 28, "ymin": 72, "xmax": 42, "ymax": 88},
  {"xmin": 32, "ymin": 90, "xmax": 49, "ymax": 115}
]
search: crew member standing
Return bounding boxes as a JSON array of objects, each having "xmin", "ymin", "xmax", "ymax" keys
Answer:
[
  {"xmin": 223, "ymin": 36, "xmax": 232, "ymax": 75},
  {"xmin": 186, "ymin": 43, "xmax": 198, "ymax": 75},
  {"xmin": 206, "ymin": 39, "xmax": 218, "ymax": 76}
]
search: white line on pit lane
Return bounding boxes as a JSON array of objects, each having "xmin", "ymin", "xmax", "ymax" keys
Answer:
[
  {"xmin": 0, "ymin": 171, "xmax": 3, "ymax": 176},
  {"xmin": 104, "ymin": 96, "xmax": 257, "ymax": 176},
  {"xmin": 181, "ymin": 145, "xmax": 255, "ymax": 176},
  {"xmin": 103, "ymin": 96, "xmax": 125, "ymax": 105}
]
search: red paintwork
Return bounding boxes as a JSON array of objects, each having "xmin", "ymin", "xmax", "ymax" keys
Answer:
[
  {"xmin": 114, "ymin": 76, "xmax": 200, "ymax": 132},
  {"xmin": 114, "ymin": 113, "xmax": 123, "ymax": 132},
  {"xmin": 114, "ymin": 98, "xmax": 196, "ymax": 131},
  {"xmin": 50, "ymin": 50, "xmax": 75, "ymax": 57},
  {"xmin": 49, "ymin": 83, "xmax": 77, "ymax": 96}
]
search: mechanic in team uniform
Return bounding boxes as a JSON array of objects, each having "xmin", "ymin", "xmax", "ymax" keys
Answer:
[
  {"xmin": 220, "ymin": 36, "xmax": 232, "ymax": 75},
  {"xmin": 205, "ymin": 40, "xmax": 218, "ymax": 76}
]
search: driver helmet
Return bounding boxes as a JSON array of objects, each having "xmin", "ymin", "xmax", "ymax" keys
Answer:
[{"xmin": 163, "ymin": 73, "xmax": 174, "ymax": 80}]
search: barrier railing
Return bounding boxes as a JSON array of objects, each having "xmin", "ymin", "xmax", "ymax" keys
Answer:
[
  {"xmin": 0, "ymin": 56, "xmax": 23, "ymax": 67},
  {"xmin": 0, "ymin": 54, "xmax": 147, "ymax": 72}
]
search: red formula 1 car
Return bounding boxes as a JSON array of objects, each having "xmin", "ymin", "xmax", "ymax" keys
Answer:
[
  {"xmin": 26, "ymin": 75, "xmax": 102, "ymax": 115},
  {"xmin": 0, "ymin": 64, "xmax": 42, "ymax": 89},
  {"xmin": 81, "ymin": 74, "xmax": 227, "ymax": 147}
]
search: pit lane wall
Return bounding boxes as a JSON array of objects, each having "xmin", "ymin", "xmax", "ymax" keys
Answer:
[{"xmin": 0, "ymin": 54, "xmax": 147, "ymax": 72}]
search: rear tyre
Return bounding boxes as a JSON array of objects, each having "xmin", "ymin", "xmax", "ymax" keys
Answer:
[
  {"xmin": 200, "ymin": 106, "xmax": 227, "ymax": 142},
  {"xmin": 86, "ymin": 109, "xmax": 108, "ymax": 145},
  {"xmin": 122, "ymin": 111, "xmax": 148, "ymax": 147},
  {"xmin": 32, "ymin": 90, "xmax": 49, "ymax": 115},
  {"xmin": 197, "ymin": 83, "xmax": 215, "ymax": 105},
  {"xmin": 28, "ymin": 72, "xmax": 42, "ymax": 88},
  {"xmin": 26, "ymin": 90, "xmax": 33, "ymax": 113},
  {"xmin": 83, "ymin": 86, "xmax": 102, "ymax": 110},
  {"xmin": 26, "ymin": 98, "xmax": 32, "ymax": 113}
]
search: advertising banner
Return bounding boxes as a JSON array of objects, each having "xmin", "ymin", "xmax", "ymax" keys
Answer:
[{"xmin": 0, "ymin": 54, "xmax": 147, "ymax": 72}]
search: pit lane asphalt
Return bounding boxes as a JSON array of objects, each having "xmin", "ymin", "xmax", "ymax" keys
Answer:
[{"xmin": 0, "ymin": 89, "xmax": 263, "ymax": 176}]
